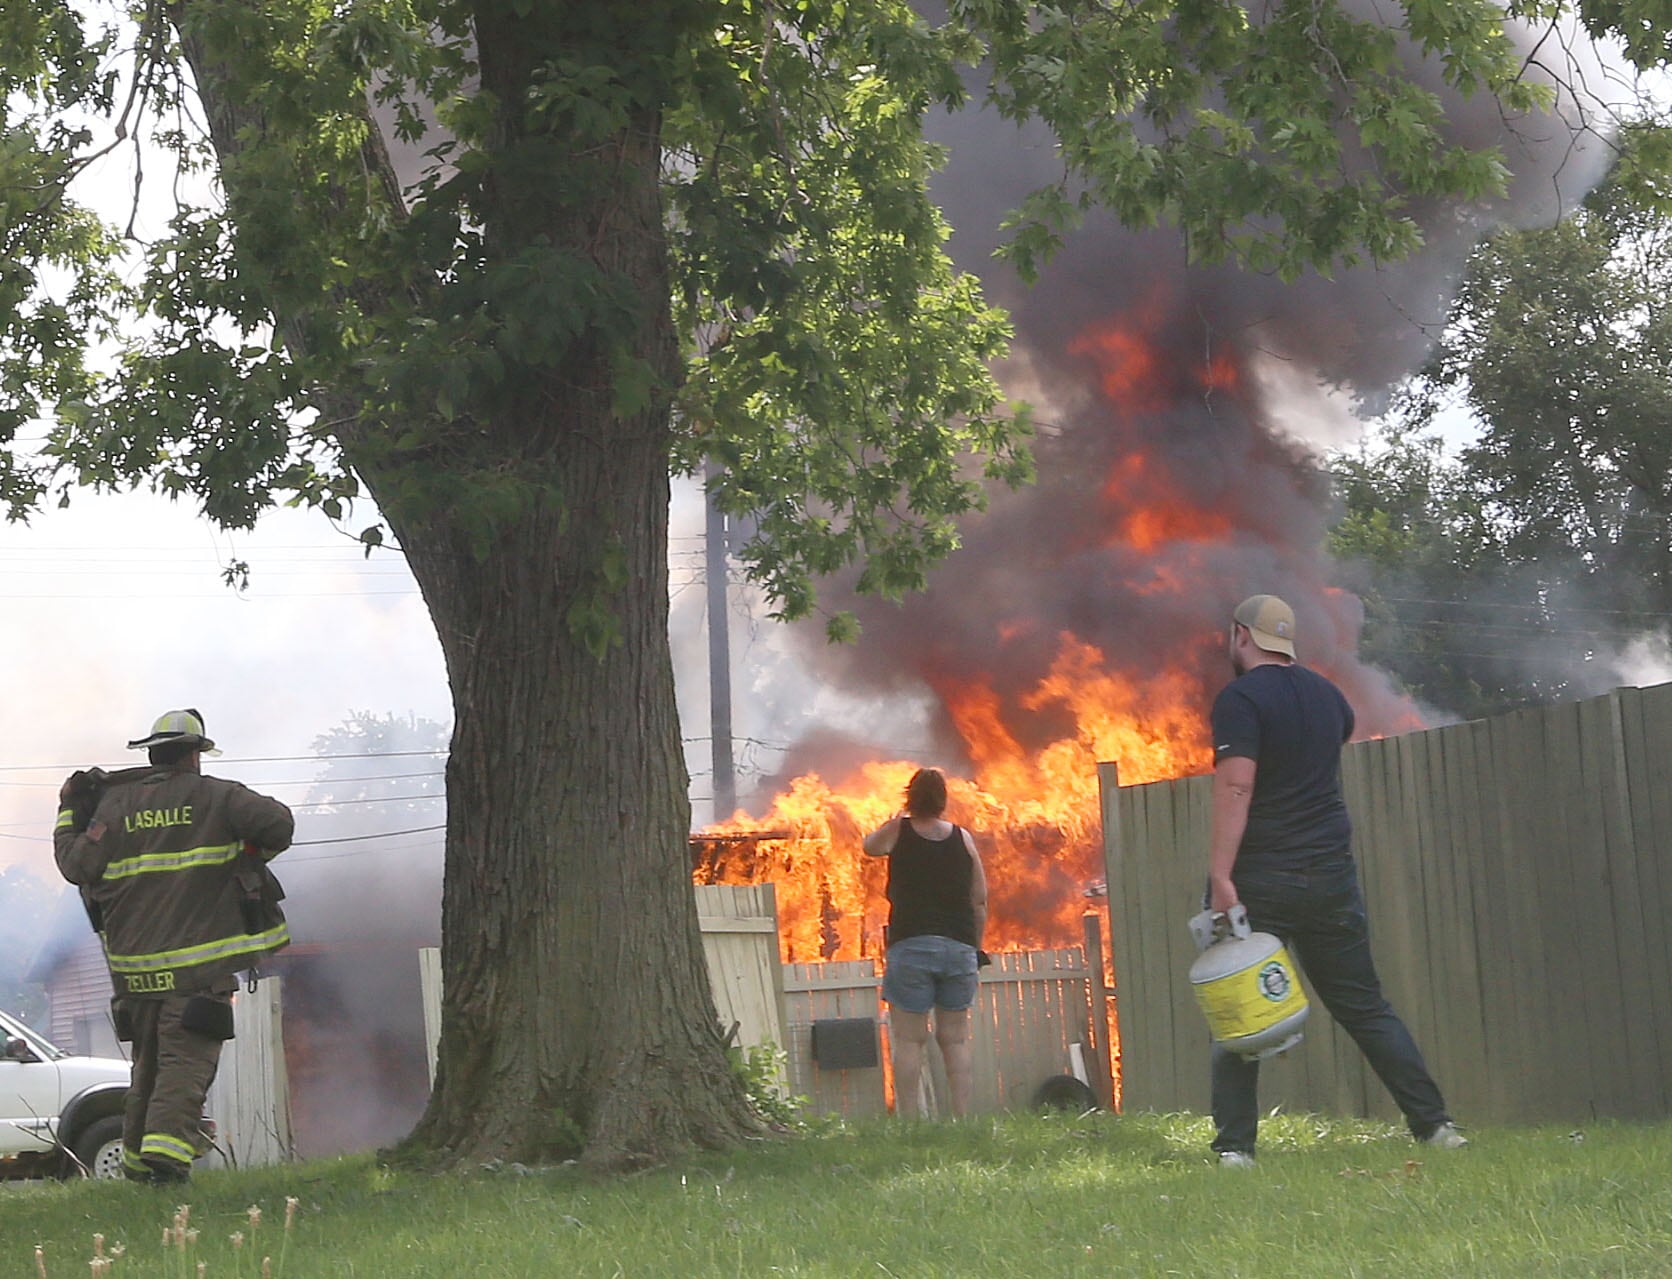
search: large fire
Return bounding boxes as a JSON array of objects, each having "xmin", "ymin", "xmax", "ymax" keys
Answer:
[
  {"xmin": 695, "ymin": 638, "xmax": 1216, "ymax": 963},
  {"xmin": 693, "ymin": 311, "xmax": 1251, "ymax": 962},
  {"xmin": 692, "ymin": 307, "xmax": 1420, "ymax": 969},
  {"xmin": 691, "ymin": 639, "xmax": 1196, "ymax": 1107}
]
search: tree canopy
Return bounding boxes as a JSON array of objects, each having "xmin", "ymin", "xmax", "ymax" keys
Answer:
[
  {"xmin": 5, "ymin": 0, "xmax": 1670, "ymax": 1167},
  {"xmin": 1331, "ymin": 120, "xmax": 1672, "ymax": 717},
  {"xmin": 8, "ymin": 1, "xmax": 1623, "ymax": 604}
]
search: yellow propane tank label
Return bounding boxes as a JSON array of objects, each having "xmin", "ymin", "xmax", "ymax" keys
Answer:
[{"xmin": 1194, "ymin": 950, "xmax": 1308, "ymax": 1040}]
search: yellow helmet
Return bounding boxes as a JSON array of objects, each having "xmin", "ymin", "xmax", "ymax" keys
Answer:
[{"xmin": 127, "ymin": 708, "xmax": 220, "ymax": 755}]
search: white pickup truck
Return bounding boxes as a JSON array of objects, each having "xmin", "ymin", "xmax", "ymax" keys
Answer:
[{"xmin": 0, "ymin": 1007, "xmax": 131, "ymax": 1179}]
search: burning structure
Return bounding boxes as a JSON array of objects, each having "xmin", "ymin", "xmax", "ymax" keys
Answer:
[
  {"xmin": 692, "ymin": 19, "xmax": 1618, "ymax": 966},
  {"xmin": 692, "ymin": 274, "xmax": 1425, "ymax": 967}
]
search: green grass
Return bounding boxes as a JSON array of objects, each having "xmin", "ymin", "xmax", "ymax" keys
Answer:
[{"xmin": 7, "ymin": 1113, "xmax": 1671, "ymax": 1278}]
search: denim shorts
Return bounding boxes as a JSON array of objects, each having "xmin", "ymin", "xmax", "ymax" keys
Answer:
[{"xmin": 881, "ymin": 935, "xmax": 979, "ymax": 1013}]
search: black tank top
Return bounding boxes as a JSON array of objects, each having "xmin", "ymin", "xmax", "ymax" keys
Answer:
[{"xmin": 886, "ymin": 821, "xmax": 977, "ymax": 947}]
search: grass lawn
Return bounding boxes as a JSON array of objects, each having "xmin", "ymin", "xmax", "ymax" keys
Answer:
[{"xmin": 6, "ymin": 1112, "xmax": 1669, "ymax": 1278}]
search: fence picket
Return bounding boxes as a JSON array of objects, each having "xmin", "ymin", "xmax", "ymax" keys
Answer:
[
  {"xmin": 1586, "ymin": 692, "xmax": 1659, "ymax": 1116},
  {"xmin": 1621, "ymin": 686, "xmax": 1672, "ymax": 1111}
]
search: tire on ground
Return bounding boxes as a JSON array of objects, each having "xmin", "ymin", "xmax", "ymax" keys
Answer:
[
  {"xmin": 1030, "ymin": 1073, "xmax": 1098, "ymax": 1112},
  {"xmin": 69, "ymin": 1114, "xmax": 126, "ymax": 1180}
]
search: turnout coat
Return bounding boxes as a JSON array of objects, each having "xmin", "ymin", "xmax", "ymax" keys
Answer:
[{"xmin": 54, "ymin": 765, "xmax": 295, "ymax": 997}]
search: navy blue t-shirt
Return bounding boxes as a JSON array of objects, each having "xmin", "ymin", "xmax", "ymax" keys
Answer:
[{"xmin": 1210, "ymin": 663, "xmax": 1355, "ymax": 868}]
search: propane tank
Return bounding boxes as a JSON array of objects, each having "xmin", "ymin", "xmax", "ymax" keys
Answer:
[{"xmin": 1187, "ymin": 905, "xmax": 1309, "ymax": 1061}]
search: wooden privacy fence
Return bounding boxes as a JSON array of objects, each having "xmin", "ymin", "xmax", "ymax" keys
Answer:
[
  {"xmin": 781, "ymin": 917, "xmax": 1113, "ymax": 1118},
  {"xmin": 695, "ymin": 884, "xmax": 790, "ymax": 1070},
  {"xmin": 420, "ymin": 883, "xmax": 790, "ymax": 1091},
  {"xmin": 204, "ymin": 978, "xmax": 292, "ymax": 1169},
  {"xmin": 1101, "ymin": 681, "xmax": 1672, "ymax": 1126},
  {"xmin": 420, "ymin": 886, "xmax": 1107, "ymax": 1118}
]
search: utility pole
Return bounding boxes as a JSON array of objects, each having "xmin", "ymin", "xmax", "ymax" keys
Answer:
[{"xmin": 704, "ymin": 461, "xmax": 737, "ymax": 821}]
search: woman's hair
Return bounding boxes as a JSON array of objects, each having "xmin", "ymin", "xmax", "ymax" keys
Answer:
[{"xmin": 904, "ymin": 768, "xmax": 947, "ymax": 818}]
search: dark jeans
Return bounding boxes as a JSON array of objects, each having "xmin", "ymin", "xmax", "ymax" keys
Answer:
[{"xmin": 1210, "ymin": 858, "xmax": 1451, "ymax": 1154}]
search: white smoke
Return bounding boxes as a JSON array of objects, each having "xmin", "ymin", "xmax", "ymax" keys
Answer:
[{"xmin": 1600, "ymin": 632, "xmax": 1672, "ymax": 690}]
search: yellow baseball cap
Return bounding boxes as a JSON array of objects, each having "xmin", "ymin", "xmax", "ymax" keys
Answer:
[{"xmin": 1233, "ymin": 595, "xmax": 1297, "ymax": 658}]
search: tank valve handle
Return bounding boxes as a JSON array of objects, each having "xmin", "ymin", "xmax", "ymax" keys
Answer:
[{"xmin": 1187, "ymin": 904, "xmax": 1254, "ymax": 952}]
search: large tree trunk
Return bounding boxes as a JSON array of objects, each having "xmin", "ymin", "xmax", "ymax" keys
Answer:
[
  {"xmin": 393, "ymin": 443, "xmax": 755, "ymax": 1169},
  {"xmin": 173, "ymin": 0, "xmax": 758, "ymax": 1167}
]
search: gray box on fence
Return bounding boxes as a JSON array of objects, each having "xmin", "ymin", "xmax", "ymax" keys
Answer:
[{"xmin": 810, "ymin": 1017, "xmax": 879, "ymax": 1070}]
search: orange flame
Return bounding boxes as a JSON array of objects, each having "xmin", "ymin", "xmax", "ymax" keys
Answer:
[
  {"xmin": 695, "ymin": 634, "xmax": 1212, "ymax": 965},
  {"xmin": 1071, "ymin": 323, "xmax": 1169, "ymax": 412},
  {"xmin": 697, "ymin": 305, "xmax": 1247, "ymax": 963},
  {"xmin": 1069, "ymin": 308, "xmax": 1246, "ymax": 417},
  {"xmin": 1102, "ymin": 453, "xmax": 1235, "ymax": 550}
]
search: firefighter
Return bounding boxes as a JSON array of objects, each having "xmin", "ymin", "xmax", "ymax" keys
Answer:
[{"xmin": 54, "ymin": 709, "xmax": 294, "ymax": 1184}]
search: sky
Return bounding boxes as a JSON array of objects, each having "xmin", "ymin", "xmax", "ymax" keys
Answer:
[
  {"xmin": 0, "ymin": 466, "xmax": 810, "ymax": 884},
  {"xmin": 0, "ymin": 489, "xmax": 453, "ymax": 880}
]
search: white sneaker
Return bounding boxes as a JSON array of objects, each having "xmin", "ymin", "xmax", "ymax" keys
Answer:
[
  {"xmin": 1423, "ymin": 1122, "xmax": 1468, "ymax": 1149},
  {"xmin": 1218, "ymin": 1151, "xmax": 1256, "ymax": 1168}
]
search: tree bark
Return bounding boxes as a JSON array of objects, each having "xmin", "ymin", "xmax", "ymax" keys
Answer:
[
  {"xmin": 394, "ymin": 451, "xmax": 756, "ymax": 1169},
  {"xmin": 172, "ymin": 0, "xmax": 758, "ymax": 1168}
]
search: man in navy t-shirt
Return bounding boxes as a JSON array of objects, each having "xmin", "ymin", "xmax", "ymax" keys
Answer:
[{"xmin": 1205, "ymin": 595, "xmax": 1464, "ymax": 1166}]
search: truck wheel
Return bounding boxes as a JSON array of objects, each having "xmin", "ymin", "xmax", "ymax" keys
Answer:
[{"xmin": 70, "ymin": 1115, "xmax": 127, "ymax": 1180}]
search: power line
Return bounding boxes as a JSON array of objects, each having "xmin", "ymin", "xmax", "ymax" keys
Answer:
[
  {"xmin": 1374, "ymin": 647, "xmax": 1615, "ymax": 668},
  {"xmin": 0, "ymin": 749, "xmax": 448, "ymax": 774},
  {"xmin": 1377, "ymin": 594, "xmax": 1672, "ymax": 620},
  {"xmin": 0, "ymin": 589, "xmax": 423, "ymax": 600},
  {"xmin": 291, "ymin": 793, "xmax": 444, "ymax": 810},
  {"xmin": 0, "ymin": 563, "xmax": 414, "ymax": 576},
  {"xmin": 4, "ymin": 741, "xmax": 784, "ymax": 781},
  {"xmin": 3, "ymin": 819, "xmax": 452, "ymax": 846},
  {"xmin": 1388, "ymin": 619, "xmax": 1654, "ymax": 640},
  {"xmin": 0, "ymin": 769, "xmax": 447, "ymax": 792},
  {"xmin": 259, "ymin": 770, "xmax": 445, "ymax": 788},
  {"xmin": 281, "ymin": 842, "xmax": 443, "ymax": 864},
  {"xmin": 290, "ymin": 823, "xmax": 446, "ymax": 846},
  {"xmin": 229, "ymin": 749, "xmax": 447, "ymax": 765},
  {"xmin": 680, "ymin": 734, "xmax": 794, "ymax": 750},
  {"xmin": 0, "ymin": 542, "xmax": 392, "ymax": 554}
]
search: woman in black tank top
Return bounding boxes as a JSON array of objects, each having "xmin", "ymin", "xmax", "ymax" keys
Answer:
[{"xmin": 861, "ymin": 769, "xmax": 988, "ymax": 1116}]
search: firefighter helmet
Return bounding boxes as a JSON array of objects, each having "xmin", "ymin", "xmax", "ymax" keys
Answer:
[{"xmin": 127, "ymin": 708, "xmax": 221, "ymax": 755}]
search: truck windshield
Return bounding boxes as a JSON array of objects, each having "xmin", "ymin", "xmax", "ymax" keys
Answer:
[{"xmin": 0, "ymin": 1009, "xmax": 67, "ymax": 1061}]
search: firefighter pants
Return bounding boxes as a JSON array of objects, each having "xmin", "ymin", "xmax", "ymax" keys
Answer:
[{"xmin": 120, "ymin": 991, "xmax": 230, "ymax": 1176}]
